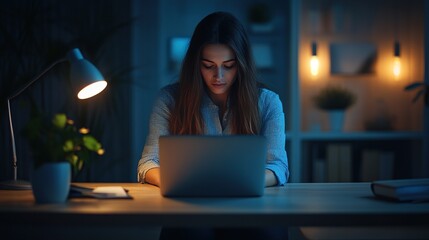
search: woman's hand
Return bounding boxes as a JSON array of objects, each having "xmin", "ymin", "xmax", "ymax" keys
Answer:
[
  {"xmin": 147, "ymin": 167, "xmax": 276, "ymax": 188},
  {"xmin": 145, "ymin": 167, "xmax": 161, "ymax": 187},
  {"xmin": 265, "ymin": 169, "xmax": 278, "ymax": 187}
]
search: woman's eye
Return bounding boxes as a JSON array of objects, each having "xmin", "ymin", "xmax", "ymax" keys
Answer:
[
  {"xmin": 223, "ymin": 64, "xmax": 235, "ymax": 69},
  {"xmin": 203, "ymin": 64, "xmax": 214, "ymax": 69}
]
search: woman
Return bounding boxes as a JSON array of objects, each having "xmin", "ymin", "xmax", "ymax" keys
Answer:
[
  {"xmin": 137, "ymin": 12, "xmax": 289, "ymax": 188},
  {"xmin": 138, "ymin": 11, "xmax": 289, "ymax": 240}
]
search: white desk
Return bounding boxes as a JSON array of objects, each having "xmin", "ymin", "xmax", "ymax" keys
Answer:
[{"xmin": 0, "ymin": 182, "xmax": 428, "ymax": 239}]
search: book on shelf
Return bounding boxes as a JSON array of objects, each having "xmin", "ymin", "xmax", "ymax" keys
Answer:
[
  {"xmin": 326, "ymin": 144, "xmax": 339, "ymax": 182},
  {"xmin": 371, "ymin": 178, "xmax": 429, "ymax": 202},
  {"xmin": 69, "ymin": 184, "xmax": 133, "ymax": 199},
  {"xmin": 361, "ymin": 149, "xmax": 394, "ymax": 182},
  {"xmin": 326, "ymin": 143, "xmax": 352, "ymax": 182},
  {"xmin": 313, "ymin": 159, "xmax": 326, "ymax": 182},
  {"xmin": 378, "ymin": 151, "xmax": 395, "ymax": 180},
  {"xmin": 311, "ymin": 144, "xmax": 326, "ymax": 182},
  {"xmin": 338, "ymin": 144, "xmax": 352, "ymax": 182}
]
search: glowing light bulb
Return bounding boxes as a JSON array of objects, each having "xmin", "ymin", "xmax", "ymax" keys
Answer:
[
  {"xmin": 310, "ymin": 55, "xmax": 319, "ymax": 76},
  {"xmin": 77, "ymin": 81, "xmax": 108, "ymax": 99},
  {"xmin": 310, "ymin": 42, "xmax": 319, "ymax": 77},
  {"xmin": 393, "ymin": 42, "xmax": 401, "ymax": 80},
  {"xmin": 393, "ymin": 56, "xmax": 401, "ymax": 79}
]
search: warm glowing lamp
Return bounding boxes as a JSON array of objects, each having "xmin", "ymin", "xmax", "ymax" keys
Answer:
[
  {"xmin": 0, "ymin": 48, "xmax": 107, "ymax": 190},
  {"xmin": 393, "ymin": 42, "xmax": 401, "ymax": 79},
  {"xmin": 310, "ymin": 42, "xmax": 320, "ymax": 77}
]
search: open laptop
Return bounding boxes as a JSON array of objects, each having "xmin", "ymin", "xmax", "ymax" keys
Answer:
[{"xmin": 159, "ymin": 135, "xmax": 267, "ymax": 197}]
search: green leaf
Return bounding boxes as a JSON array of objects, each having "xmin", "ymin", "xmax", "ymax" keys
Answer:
[
  {"xmin": 52, "ymin": 113, "xmax": 67, "ymax": 129},
  {"xmin": 83, "ymin": 135, "xmax": 102, "ymax": 151},
  {"xmin": 77, "ymin": 159, "xmax": 84, "ymax": 171},
  {"xmin": 412, "ymin": 90, "xmax": 425, "ymax": 103},
  {"xmin": 63, "ymin": 140, "xmax": 74, "ymax": 152},
  {"xmin": 404, "ymin": 82, "xmax": 424, "ymax": 91}
]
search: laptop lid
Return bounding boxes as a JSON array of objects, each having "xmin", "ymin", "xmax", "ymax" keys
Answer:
[{"xmin": 159, "ymin": 135, "xmax": 267, "ymax": 197}]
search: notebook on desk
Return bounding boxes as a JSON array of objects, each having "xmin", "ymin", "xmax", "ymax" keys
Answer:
[{"xmin": 159, "ymin": 135, "xmax": 267, "ymax": 197}]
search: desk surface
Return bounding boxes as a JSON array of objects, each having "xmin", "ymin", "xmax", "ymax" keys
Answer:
[{"xmin": 1, "ymin": 182, "xmax": 428, "ymax": 227}]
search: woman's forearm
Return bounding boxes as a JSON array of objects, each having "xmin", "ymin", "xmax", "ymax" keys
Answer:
[
  {"xmin": 145, "ymin": 167, "xmax": 161, "ymax": 187},
  {"xmin": 265, "ymin": 169, "xmax": 278, "ymax": 187}
]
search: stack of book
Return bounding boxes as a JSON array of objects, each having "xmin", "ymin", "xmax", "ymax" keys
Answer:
[{"xmin": 371, "ymin": 178, "xmax": 429, "ymax": 202}]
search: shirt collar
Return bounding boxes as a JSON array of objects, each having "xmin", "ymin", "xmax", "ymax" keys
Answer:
[{"xmin": 202, "ymin": 88, "xmax": 231, "ymax": 110}]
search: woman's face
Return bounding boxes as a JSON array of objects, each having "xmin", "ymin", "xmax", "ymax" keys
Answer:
[{"xmin": 200, "ymin": 44, "xmax": 237, "ymax": 105}]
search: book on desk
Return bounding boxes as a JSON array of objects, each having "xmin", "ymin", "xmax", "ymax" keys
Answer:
[
  {"xmin": 69, "ymin": 184, "xmax": 133, "ymax": 199},
  {"xmin": 371, "ymin": 178, "xmax": 429, "ymax": 202}
]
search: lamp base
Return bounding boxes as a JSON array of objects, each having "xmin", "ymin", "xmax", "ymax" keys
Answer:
[{"xmin": 0, "ymin": 179, "xmax": 32, "ymax": 190}]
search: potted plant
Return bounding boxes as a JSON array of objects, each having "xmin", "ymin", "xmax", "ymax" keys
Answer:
[
  {"xmin": 313, "ymin": 85, "xmax": 357, "ymax": 131},
  {"xmin": 247, "ymin": 3, "xmax": 274, "ymax": 33},
  {"xmin": 404, "ymin": 82, "xmax": 429, "ymax": 107},
  {"xmin": 24, "ymin": 113, "xmax": 104, "ymax": 203}
]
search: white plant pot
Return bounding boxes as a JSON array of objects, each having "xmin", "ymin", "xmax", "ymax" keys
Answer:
[
  {"xmin": 31, "ymin": 162, "xmax": 71, "ymax": 204},
  {"xmin": 328, "ymin": 110, "xmax": 345, "ymax": 132}
]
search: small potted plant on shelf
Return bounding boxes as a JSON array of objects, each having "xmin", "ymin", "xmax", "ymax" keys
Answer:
[
  {"xmin": 247, "ymin": 3, "xmax": 274, "ymax": 33},
  {"xmin": 24, "ymin": 112, "xmax": 104, "ymax": 203},
  {"xmin": 313, "ymin": 85, "xmax": 357, "ymax": 131}
]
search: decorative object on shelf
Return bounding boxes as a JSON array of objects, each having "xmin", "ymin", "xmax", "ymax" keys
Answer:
[
  {"xmin": 25, "ymin": 113, "xmax": 104, "ymax": 203},
  {"xmin": 364, "ymin": 115, "xmax": 395, "ymax": 131},
  {"xmin": 251, "ymin": 43, "xmax": 273, "ymax": 69},
  {"xmin": 330, "ymin": 43, "xmax": 377, "ymax": 75},
  {"xmin": 313, "ymin": 85, "xmax": 357, "ymax": 131},
  {"xmin": 0, "ymin": 48, "xmax": 107, "ymax": 190},
  {"xmin": 247, "ymin": 3, "xmax": 274, "ymax": 33},
  {"xmin": 404, "ymin": 82, "xmax": 429, "ymax": 107},
  {"xmin": 364, "ymin": 99, "xmax": 395, "ymax": 131},
  {"xmin": 169, "ymin": 37, "xmax": 190, "ymax": 73}
]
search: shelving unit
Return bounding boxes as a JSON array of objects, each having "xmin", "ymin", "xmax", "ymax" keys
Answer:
[
  {"xmin": 287, "ymin": 132, "xmax": 426, "ymax": 183},
  {"xmin": 297, "ymin": 131, "xmax": 423, "ymax": 141},
  {"xmin": 247, "ymin": 2, "xmax": 291, "ymax": 117},
  {"xmin": 288, "ymin": 0, "xmax": 428, "ymax": 183},
  {"xmin": 303, "ymin": 133, "xmax": 423, "ymax": 181}
]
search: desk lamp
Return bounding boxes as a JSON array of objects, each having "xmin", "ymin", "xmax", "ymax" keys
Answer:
[{"xmin": 0, "ymin": 48, "xmax": 107, "ymax": 190}]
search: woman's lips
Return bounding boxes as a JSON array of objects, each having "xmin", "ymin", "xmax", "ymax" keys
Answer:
[{"xmin": 212, "ymin": 82, "xmax": 226, "ymax": 87}]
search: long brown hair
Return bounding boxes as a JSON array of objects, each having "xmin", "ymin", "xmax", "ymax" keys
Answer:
[{"xmin": 169, "ymin": 12, "xmax": 260, "ymax": 135}]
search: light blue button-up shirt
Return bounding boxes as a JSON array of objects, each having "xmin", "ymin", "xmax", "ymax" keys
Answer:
[{"xmin": 137, "ymin": 83, "xmax": 289, "ymax": 185}]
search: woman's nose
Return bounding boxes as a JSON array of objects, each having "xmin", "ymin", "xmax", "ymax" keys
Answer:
[{"xmin": 214, "ymin": 67, "xmax": 223, "ymax": 79}]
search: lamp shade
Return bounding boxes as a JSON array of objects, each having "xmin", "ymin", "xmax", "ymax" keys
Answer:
[{"xmin": 67, "ymin": 48, "xmax": 107, "ymax": 99}]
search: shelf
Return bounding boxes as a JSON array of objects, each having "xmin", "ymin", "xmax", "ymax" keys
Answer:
[
  {"xmin": 286, "ymin": 131, "xmax": 424, "ymax": 141},
  {"xmin": 287, "ymin": 0, "xmax": 428, "ymax": 183}
]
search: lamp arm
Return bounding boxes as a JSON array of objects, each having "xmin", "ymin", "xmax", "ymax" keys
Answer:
[
  {"xmin": 7, "ymin": 58, "xmax": 66, "ymax": 181},
  {"xmin": 8, "ymin": 58, "xmax": 67, "ymax": 100}
]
